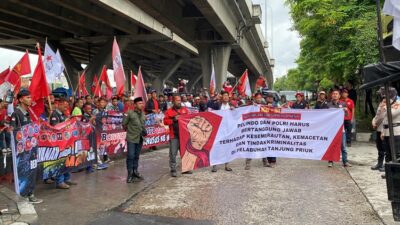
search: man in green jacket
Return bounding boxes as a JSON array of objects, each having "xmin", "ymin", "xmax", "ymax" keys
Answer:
[{"xmin": 122, "ymin": 97, "xmax": 146, "ymax": 183}]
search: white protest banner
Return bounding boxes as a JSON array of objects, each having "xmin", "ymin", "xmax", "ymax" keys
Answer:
[{"xmin": 178, "ymin": 105, "xmax": 344, "ymax": 172}]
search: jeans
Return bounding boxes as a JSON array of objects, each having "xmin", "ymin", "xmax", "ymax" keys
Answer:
[
  {"xmin": 169, "ymin": 138, "xmax": 180, "ymax": 172},
  {"xmin": 126, "ymin": 140, "xmax": 142, "ymax": 172},
  {"xmin": 0, "ymin": 131, "xmax": 10, "ymax": 149},
  {"xmin": 55, "ymin": 172, "xmax": 71, "ymax": 185},
  {"xmin": 341, "ymin": 132, "xmax": 348, "ymax": 163},
  {"xmin": 344, "ymin": 120, "xmax": 352, "ymax": 144}
]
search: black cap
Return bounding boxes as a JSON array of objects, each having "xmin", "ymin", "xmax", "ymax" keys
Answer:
[
  {"xmin": 266, "ymin": 92, "xmax": 274, "ymax": 98},
  {"xmin": 150, "ymin": 89, "xmax": 157, "ymax": 94},
  {"xmin": 134, "ymin": 97, "xmax": 143, "ymax": 103},
  {"xmin": 17, "ymin": 89, "xmax": 30, "ymax": 100}
]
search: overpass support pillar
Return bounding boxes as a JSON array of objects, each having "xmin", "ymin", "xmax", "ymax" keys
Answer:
[
  {"xmin": 212, "ymin": 45, "xmax": 231, "ymax": 93},
  {"xmin": 152, "ymin": 59, "xmax": 183, "ymax": 92},
  {"xmin": 188, "ymin": 73, "xmax": 203, "ymax": 93},
  {"xmin": 199, "ymin": 45, "xmax": 212, "ymax": 90}
]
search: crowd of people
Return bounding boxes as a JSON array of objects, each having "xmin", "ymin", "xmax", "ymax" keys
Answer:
[{"xmin": 0, "ymin": 79, "xmax": 376, "ymax": 205}]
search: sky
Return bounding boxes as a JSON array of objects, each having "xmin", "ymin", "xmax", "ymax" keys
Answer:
[
  {"xmin": 0, "ymin": 0, "xmax": 300, "ymax": 82},
  {"xmin": 253, "ymin": 0, "xmax": 301, "ymax": 78}
]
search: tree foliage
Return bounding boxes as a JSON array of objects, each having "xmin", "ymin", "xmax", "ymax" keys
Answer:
[{"xmin": 280, "ymin": 0, "xmax": 379, "ymax": 91}]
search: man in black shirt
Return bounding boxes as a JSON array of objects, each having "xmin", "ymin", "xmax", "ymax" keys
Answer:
[
  {"xmin": 314, "ymin": 91, "xmax": 329, "ymax": 109},
  {"xmin": 10, "ymin": 90, "xmax": 43, "ymax": 203},
  {"xmin": 292, "ymin": 92, "xmax": 309, "ymax": 109},
  {"xmin": 50, "ymin": 98, "xmax": 78, "ymax": 189}
]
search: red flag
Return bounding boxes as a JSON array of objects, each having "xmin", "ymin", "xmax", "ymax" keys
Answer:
[
  {"xmin": 0, "ymin": 68, "xmax": 10, "ymax": 85},
  {"xmin": 133, "ymin": 66, "xmax": 147, "ymax": 102},
  {"xmin": 6, "ymin": 51, "xmax": 31, "ymax": 87},
  {"xmin": 131, "ymin": 70, "xmax": 136, "ymax": 88},
  {"xmin": 91, "ymin": 74, "xmax": 98, "ymax": 94},
  {"xmin": 29, "ymin": 43, "xmax": 50, "ymax": 120},
  {"xmin": 94, "ymin": 66, "xmax": 113, "ymax": 98},
  {"xmin": 112, "ymin": 37, "xmax": 125, "ymax": 96},
  {"xmin": 78, "ymin": 71, "xmax": 89, "ymax": 97},
  {"xmin": 237, "ymin": 70, "xmax": 251, "ymax": 97}
]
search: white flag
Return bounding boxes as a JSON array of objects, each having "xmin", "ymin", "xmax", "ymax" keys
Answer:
[
  {"xmin": 383, "ymin": 0, "xmax": 400, "ymax": 50},
  {"xmin": 44, "ymin": 42, "xmax": 64, "ymax": 83}
]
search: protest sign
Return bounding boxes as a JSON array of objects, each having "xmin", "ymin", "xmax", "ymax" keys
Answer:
[
  {"xmin": 178, "ymin": 105, "xmax": 344, "ymax": 172},
  {"xmin": 95, "ymin": 111, "xmax": 127, "ymax": 155}
]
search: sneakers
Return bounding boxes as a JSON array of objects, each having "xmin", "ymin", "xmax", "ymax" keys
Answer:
[
  {"xmin": 44, "ymin": 179, "xmax": 55, "ymax": 184},
  {"xmin": 56, "ymin": 182, "xmax": 70, "ymax": 189},
  {"xmin": 6, "ymin": 148, "xmax": 11, "ymax": 153},
  {"xmin": 328, "ymin": 162, "xmax": 334, "ymax": 167},
  {"xmin": 1, "ymin": 148, "xmax": 7, "ymax": 153},
  {"xmin": 371, "ymin": 164, "xmax": 383, "ymax": 171},
  {"xmin": 225, "ymin": 166, "xmax": 233, "ymax": 172},
  {"xmin": 28, "ymin": 194, "xmax": 43, "ymax": 204},
  {"xmin": 379, "ymin": 166, "xmax": 385, "ymax": 172},
  {"xmin": 65, "ymin": 181, "xmax": 77, "ymax": 186},
  {"xmin": 171, "ymin": 171, "xmax": 177, "ymax": 177},
  {"xmin": 96, "ymin": 163, "xmax": 108, "ymax": 170},
  {"xmin": 343, "ymin": 162, "xmax": 352, "ymax": 167}
]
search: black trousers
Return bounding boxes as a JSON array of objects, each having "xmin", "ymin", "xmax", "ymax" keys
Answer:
[
  {"xmin": 344, "ymin": 120, "xmax": 352, "ymax": 144},
  {"xmin": 376, "ymin": 131, "xmax": 385, "ymax": 164},
  {"xmin": 384, "ymin": 136, "xmax": 400, "ymax": 162}
]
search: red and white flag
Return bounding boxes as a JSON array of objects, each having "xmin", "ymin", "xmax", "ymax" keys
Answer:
[
  {"xmin": 29, "ymin": 43, "xmax": 50, "ymax": 121},
  {"xmin": 91, "ymin": 74, "xmax": 98, "ymax": 94},
  {"xmin": 112, "ymin": 37, "xmax": 126, "ymax": 96},
  {"xmin": 133, "ymin": 66, "xmax": 147, "ymax": 102},
  {"xmin": 131, "ymin": 70, "xmax": 136, "ymax": 88},
  {"xmin": 6, "ymin": 51, "xmax": 31, "ymax": 93},
  {"xmin": 210, "ymin": 64, "xmax": 216, "ymax": 96},
  {"xmin": 94, "ymin": 65, "xmax": 113, "ymax": 98},
  {"xmin": 77, "ymin": 71, "xmax": 89, "ymax": 97},
  {"xmin": 237, "ymin": 70, "xmax": 252, "ymax": 97}
]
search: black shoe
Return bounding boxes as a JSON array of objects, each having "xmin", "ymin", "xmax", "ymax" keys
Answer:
[
  {"xmin": 133, "ymin": 170, "xmax": 144, "ymax": 180},
  {"xmin": 382, "ymin": 174, "xmax": 386, "ymax": 179},
  {"xmin": 211, "ymin": 166, "xmax": 217, "ymax": 173},
  {"xmin": 127, "ymin": 171, "xmax": 134, "ymax": 183},
  {"xmin": 379, "ymin": 166, "xmax": 385, "ymax": 172},
  {"xmin": 182, "ymin": 171, "xmax": 193, "ymax": 174},
  {"xmin": 371, "ymin": 164, "xmax": 383, "ymax": 170},
  {"xmin": 171, "ymin": 171, "xmax": 177, "ymax": 177}
]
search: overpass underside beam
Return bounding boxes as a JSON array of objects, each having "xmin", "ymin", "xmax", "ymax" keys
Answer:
[{"xmin": 152, "ymin": 59, "xmax": 183, "ymax": 92}]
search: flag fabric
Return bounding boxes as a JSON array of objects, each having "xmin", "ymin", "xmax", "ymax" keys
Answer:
[
  {"xmin": 383, "ymin": 0, "xmax": 400, "ymax": 50},
  {"xmin": 237, "ymin": 70, "xmax": 252, "ymax": 97},
  {"xmin": 210, "ymin": 64, "xmax": 216, "ymax": 96},
  {"xmin": 5, "ymin": 51, "xmax": 31, "ymax": 87},
  {"xmin": 94, "ymin": 66, "xmax": 113, "ymax": 98},
  {"xmin": 29, "ymin": 43, "xmax": 50, "ymax": 120},
  {"xmin": 112, "ymin": 37, "xmax": 126, "ymax": 96},
  {"xmin": 131, "ymin": 70, "xmax": 136, "ymax": 88},
  {"xmin": 44, "ymin": 42, "xmax": 64, "ymax": 83},
  {"xmin": 0, "ymin": 68, "xmax": 10, "ymax": 85},
  {"xmin": 91, "ymin": 74, "xmax": 98, "ymax": 94},
  {"xmin": 133, "ymin": 66, "xmax": 147, "ymax": 103},
  {"xmin": 77, "ymin": 71, "xmax": 89, "ymax": 97},
  {"xmin": 55, "ymin": 49, "xmax": 65, "ymax": 69}
]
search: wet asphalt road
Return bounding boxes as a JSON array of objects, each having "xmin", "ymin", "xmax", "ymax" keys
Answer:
[{"xmin": 31, "ymin": 148, "xmax": 382, "ymax": 225}]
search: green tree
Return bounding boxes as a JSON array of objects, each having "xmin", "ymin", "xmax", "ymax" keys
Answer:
[{"xmin": 281, "ymin": 0, "xmax": 379, "ymax": 90}]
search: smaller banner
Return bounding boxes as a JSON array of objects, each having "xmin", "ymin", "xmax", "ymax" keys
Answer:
[
  {"xmin": 95, "ymin": 111, "xmax": 127, "ymax": 156},
  {"xmin": 143, "ymin": 113, "xmax": 169, "ymax": 149},
  {"xmin": 178, "ymin": 106, "xmax": 344, "ymax": 172}
]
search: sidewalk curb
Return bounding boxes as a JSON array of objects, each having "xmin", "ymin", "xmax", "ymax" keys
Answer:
[{"xmin": 0, "ymin": 186, "xmax": 38, "ymax": 225}]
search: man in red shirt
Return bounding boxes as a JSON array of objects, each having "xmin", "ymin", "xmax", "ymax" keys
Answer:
[
  {"xmin": 164, "ymin": 95, "xmax": 190, "ymax": 177},
  {"xmin": 342, "ymin": 89, "xmax": 355, "ymax": 146}
]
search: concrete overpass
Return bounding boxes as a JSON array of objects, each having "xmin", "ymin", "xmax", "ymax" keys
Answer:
[{"xmin": 0, "ymin": 0, "xmax": 273, "ymax": 93}]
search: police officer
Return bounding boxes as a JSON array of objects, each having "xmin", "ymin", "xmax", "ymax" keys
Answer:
[
  {"xmin": 10, "ymin": 89, "xmax": 43, "ymax": 203},
  {"xmin": 50, "ymin": 98, "xmax": 78, "ymax": 189}
]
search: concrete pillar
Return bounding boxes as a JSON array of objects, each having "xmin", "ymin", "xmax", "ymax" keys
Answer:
[
  {"xmin": 48, "ymin": 41, "xmax": 83, "ymax": 91},
  {"xmin": 152, "ymin": 59, "xmax": 183, "ymax": 92},
  {"xmin": 188, "ymin": 73, "xmax": 203, "ymax": 92},
  {"xmin": 248, "ymin": 72, "xmax": 257, "ymax": 93},
  {"xmin": 212, "ymin": 45, "xmax": 231, "ymax": 93},
  {"xmin": 85, "ymin": 37, "xmax": 131, "ymax": 93},
  {"xmin": 199, "ymin": 45, "xmax": 212, "ymax": 90}
]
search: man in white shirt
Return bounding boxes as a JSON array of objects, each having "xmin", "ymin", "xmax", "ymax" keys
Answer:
[
  {"xmin": 181, "ymin": 95, "xmax": 192, "ymax": 108},
  {"xmin": 211, "ymin": 91, "xmax": 233, "ymax": 172}
]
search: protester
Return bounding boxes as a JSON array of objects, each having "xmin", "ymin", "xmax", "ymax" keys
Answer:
[
  {"xmin": 107, "ymin": 96, "xmax": 120, "ymax": 112},
  {"xmin": 292, "ymin": 92, "xmax": 309, "ymax": 109},
  {"xmin": 9, "ymin": 90, "xmax": 43, "ymax": 203},
  {"xmin": 327, "ymin": 89, "xmax": 351, "ymax": 168},
  {"xmin": 122, "ymin": 97, "xmax": 146, "ymax": 183},
  {"xmin": 0, "ymin": 100, "xmax": 10, "ymax": 153},
  {"xmin": 81, "ymin": 103, "xmax": 95, "ymax": 173},
  {"xmin": 145, "ymin": 90, "xmax": 160, "ymax": 114},
  {"xmin": 163, "ymin": 95, "xmax": 190, "ymax": 177},
  {"xmin": 314, "ymin": 91, "xmax": 329, "ymax": 109},
  {"xmin": 371, "ymin": 95, "xmax": 386, "ymax": 171},
  {"xmin": 211, "ymin": 91, "xmax": 233, "ymax": 172},
  {"xmin": 71, "ymin": 98, "xmax": 83, "ymax": 117},
  {"xmin": 341, "ymin": 89, "xmax": 355, "ymax": 146},
  {"xmin": 158, "ymin": 95, "xmax": 167, "ymax": 112},
  {"xmin": 93, "ymin": 97, "xmax": 111, "ymax": 167},
  {"xmin": 123, "ymin": 97, "xmax": 135, "ymax": 113},
  {"xmin": 50, "ymin": 98, "xmax": 78, "ymax": 189},
  {"xmin": 223, "ymin": 81, "xmax": 233, "ymax": 93},
  {"xmin": 181, "ymin": 95, "xmax": 192, "ymax": 108},
  {"xmin": 375, "ymin": 87, "xmax": 400, "ymax": 178},
  {"xmin": 245, "ymin": 92, "xmax": 269, "ymax": 170},
  {"xmin": 345, "ymin": 80, "xmax": 357, "ymax": 106}
]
